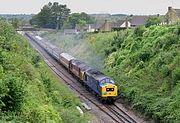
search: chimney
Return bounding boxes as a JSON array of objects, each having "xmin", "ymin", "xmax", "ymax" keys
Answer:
[{"xmin": 168, "ymin": 6, "xmax": 172, "ymax": 11}]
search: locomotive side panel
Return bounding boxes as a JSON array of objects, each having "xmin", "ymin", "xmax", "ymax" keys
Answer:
[{"xmin": 84, "ymin": 73, "xmax": 99, "ymax": 94}]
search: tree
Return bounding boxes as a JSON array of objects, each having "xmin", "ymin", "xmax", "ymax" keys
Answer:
[
  {"xmin": 51, "ymin": 2, "xmax": 71, "ymax": 29},
  {"xmin": 30, "ymin": 2, "xmax": 71, "ymax": 29},
  {"xmin": 32, "ymin": 4, "xmax": 52, "ymax": 28},
  {"xmin": 65, "ymin": 12, "xmax": 94, "ymax": 29},
  {"xmin": 145, "ymin": 16, "xmax": 163, "ymax": 27},
  {"xmin": 11, "ymin": 18, "xmax": 19, "ymax": 29},
  {"xmin": 66, "ymin": 13, "xmax": 81, "ymax": 28}
]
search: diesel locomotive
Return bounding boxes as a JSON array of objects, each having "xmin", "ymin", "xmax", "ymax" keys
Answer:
[{"xmin": 25, "ymin": 32, "xmax": 118, "ymax": 102}]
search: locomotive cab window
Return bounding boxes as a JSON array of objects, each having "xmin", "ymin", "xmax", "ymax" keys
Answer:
[
  {"xmin": 106, "ymin": 88, "xmax": 114, "ymax": 92},
  {"xmin": 110, "ymin": 80, "xmax": 115, "ymax": 84},
  {"xmin": 101, "ymin": 80, "xmax": 105, "ymax": 84},
  {"xmin": 106, "ymin": 78, "xmax": 110, "ymax": 82}
]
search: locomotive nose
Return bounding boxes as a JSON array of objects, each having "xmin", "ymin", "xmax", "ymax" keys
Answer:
[{"xmin": 101, "ymin": 84, "xmax": 117, "ymax": 97}]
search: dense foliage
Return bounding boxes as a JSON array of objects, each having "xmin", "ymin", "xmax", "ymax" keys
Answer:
[
  {"xmin": 0, "ymin": 20, "xmax": 89, "ymax": 122},
  {"xmin": 104, "ymin": 25, "xmax": 180, "ymax": 122},
  {"xmin": 30, "ymin": 2, "xmax": 71, "ymax": 29},
  {"xmin": 30, "ymin": 2, "xmax": 93, "ymax": 30},
  {"xmin": 145, "ymin": 16, "xmax": 163, "ymax": 27},
  {"xmin": 64, "ymin": 12, "xmax": 94, "ymax": 29}
]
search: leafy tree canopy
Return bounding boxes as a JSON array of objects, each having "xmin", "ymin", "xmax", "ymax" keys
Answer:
[
  {"xmin": 145, "ymin": 15, "xmax": 163, "ymax": 27},
  {"xmin": 30, "ymin": 2, "xmax": 71, "ymax": 29},
  {"xmin": 65, "ymin": 12, "xmax": 94, "ymax": 29}
]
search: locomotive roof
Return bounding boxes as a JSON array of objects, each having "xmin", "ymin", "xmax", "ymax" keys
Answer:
[
  {"xmin": 60, "ymin": 53, "xmax": 75, "ymax": 61},
  {"xmin": 79, "ymin": 64, "xmax": 91, "ymax": 72},
  {"xmin": 87, "ymin": 69, "xmax": 103, "ymax": 75},
  {"xmin": 86, "ymin": 69, "xmax": 114, "ymax": 82}
]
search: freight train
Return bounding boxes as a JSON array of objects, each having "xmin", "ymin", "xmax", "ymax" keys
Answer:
[{"xmin": 25, "ymin": 32, "xmax": 118, "ymax": 103}]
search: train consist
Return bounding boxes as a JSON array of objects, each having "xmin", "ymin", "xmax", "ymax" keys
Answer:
[{"xmin": 25, "ymin": 32, "xmax": 118, "ymax": 102}]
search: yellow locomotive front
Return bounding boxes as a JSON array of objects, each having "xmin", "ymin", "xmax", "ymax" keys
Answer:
[
  {"xmin": 101, "ymin": 83, "xmax": 118, "ymax": 97},
  {"xmin": 100, "ymin": 78, "xmax": 118, "ymax": 98}
]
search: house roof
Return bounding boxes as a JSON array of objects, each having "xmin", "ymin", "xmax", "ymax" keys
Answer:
[
  {"xmin": 111, "ymin": 20, "xmax": 130, "ymax": 28},
  {"xmin": 94, "ymin": 22, "xmax": 104, "ymax": 29},
  {"xmin": 174, "ymin": 9, "xmax": 180, "ymax": 18},
  {"xmin": 131, "ymin": 16, "xmax": 149, "ymax": 26},
  {"xmin": 84, "ymin": 20, "xmax": 130, "ymax": 30},
  {"xmin": 112, "ymin": 20, "xmax": 125, "ymax": 28}
]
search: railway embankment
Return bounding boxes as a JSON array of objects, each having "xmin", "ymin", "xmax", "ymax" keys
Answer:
[{"xmin": 0, "ymin": 20, "xmax": 89, "ymax": 122}]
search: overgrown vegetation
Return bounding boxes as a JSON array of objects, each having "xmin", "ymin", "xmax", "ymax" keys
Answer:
[
  {"xmin": 104, "ymin": 25, "xmax": 180, "ymax": 122},
  {"xmin": 145, "ymin": 16, "xmax": 163, "ymax": 27},
  {"xmin": 41, "ymin": 24, "xmax": 180, "ymax": 122},
  {"xmin": 0, "ymin": 20, "xmax": 89, "ymax": 122}
]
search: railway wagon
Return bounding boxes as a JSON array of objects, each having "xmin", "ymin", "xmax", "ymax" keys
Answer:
[
  {"xmin": 59, "ymin": 53, "xmax": 75, "ymax": 70},
  {"xmin": 69, "ymin": 59, "xmax": 88, "ymax": 81},
  {"xmin": 34, "ymin": 35, "xmax": 61, "ymax": 60},
  {"xmin": 52, "ymin": 48, "xmax": 61, "ymax": 59}
]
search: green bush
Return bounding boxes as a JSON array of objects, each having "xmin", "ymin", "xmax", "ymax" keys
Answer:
[
  {"xmin": 104, "ymin": 24, "xmax": 180, "ymax": 122},
  {"xmin": 134, "ymin": 26, "xmax": 146, "ymax": 37},
  {"xmin": 0, "ymin": 20, "xmax": 89, "ymax": 122},
  {"xmin": 172, "ymin": 68, "xmax": 180, "ymax": 86},
  {"xmin": 32, "ymin": 54, "xmax": 41, "ymax": 67}
]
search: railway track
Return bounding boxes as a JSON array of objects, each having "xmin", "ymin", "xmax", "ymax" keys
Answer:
[
  {"xmin": 107, "ymin": 104, "xmax": 137, "ymax": 123},
  {"xmin": 24, "ymin": 32, "xmax": 138, "ymax": 123}
]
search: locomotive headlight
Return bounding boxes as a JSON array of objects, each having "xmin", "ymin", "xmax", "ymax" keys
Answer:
[{"xmin": 104, "ymin": 92, "xmax": 107, "ymax": 95}]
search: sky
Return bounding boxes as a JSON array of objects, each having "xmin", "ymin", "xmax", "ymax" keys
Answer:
[{"xmin": 0, "ymin": 0, "xmax": 180, "ymax": 15}]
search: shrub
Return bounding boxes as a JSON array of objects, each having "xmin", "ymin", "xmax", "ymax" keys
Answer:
[
  {"xmin": 134, "ymin": 26, "xmax": 146, "ymax": 37},
  {"xmin": 1, "ymin": 75, "xmax": 26, "ymax": 111},
  {"xmin": 32, "ymin": 54, "xmax": 41, "ymax": 67},
  {"xmin": 104, "ymin": 24, "xmax": 180, "ymax": 122},
  {"xmin": 172, "ymin": 68, "xmax": 180, "ymax": 86}
]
